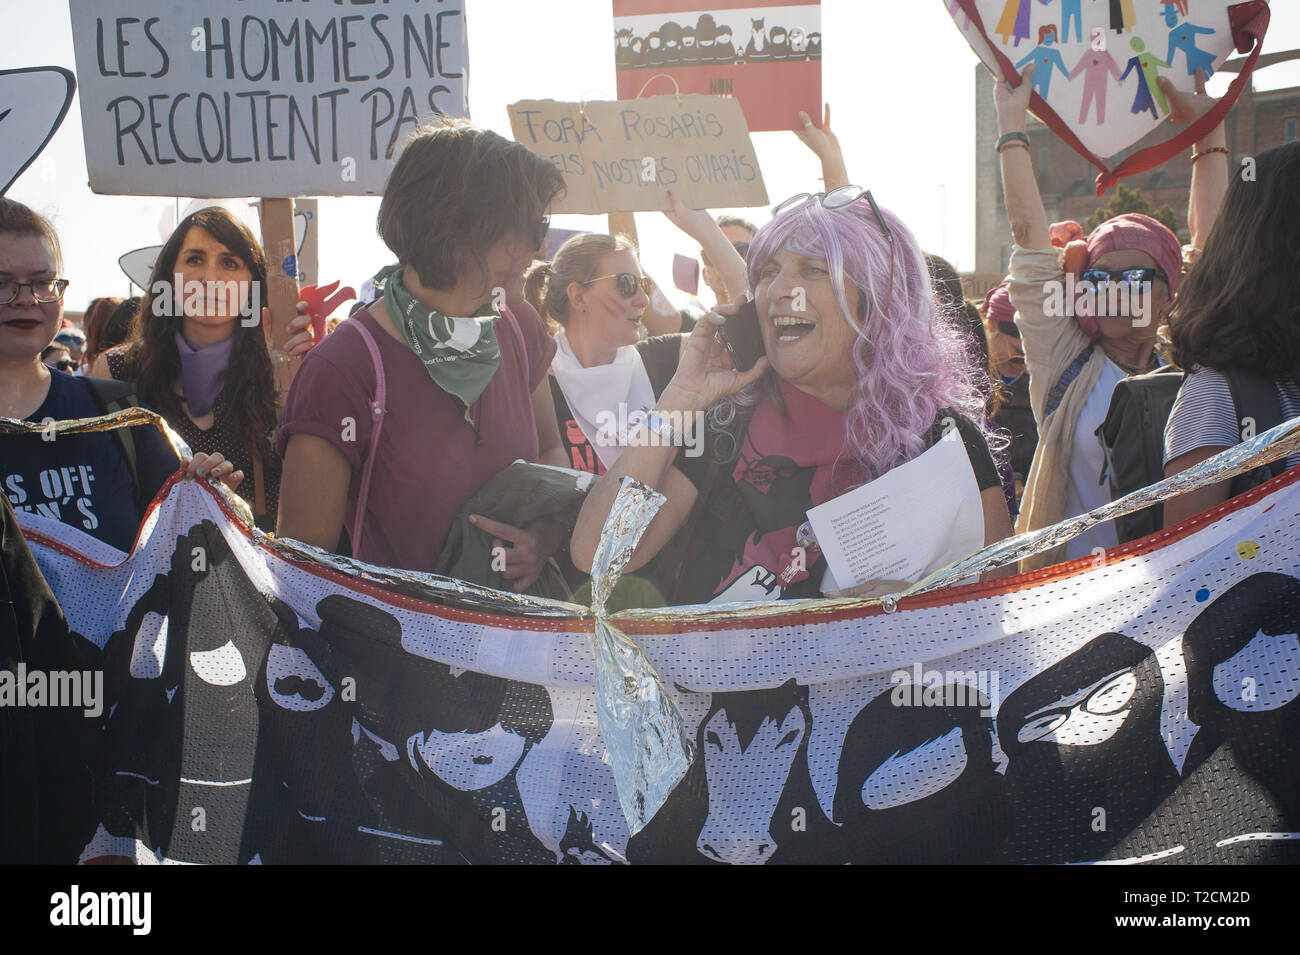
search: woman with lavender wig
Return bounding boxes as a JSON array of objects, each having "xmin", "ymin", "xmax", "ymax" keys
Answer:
[{"xmin": 570, "ymin": 189, "xmax": 1015, "ymax": 605}]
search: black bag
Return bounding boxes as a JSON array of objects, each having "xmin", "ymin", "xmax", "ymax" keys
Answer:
[
  {"xmin": 1100, "ymin": 365, "xmax": 1294, "ymax": 545},
  {"xmin": 81, "ymin": 376, "xmax": 146, "ymax": 514},
  {"xmin": 1098, "ymin": 365, "xmax": 1185, "ymax": 544}
]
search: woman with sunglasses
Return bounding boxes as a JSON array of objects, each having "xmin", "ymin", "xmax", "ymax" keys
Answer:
[
  {"xmin": 276, "ymin": 121, "xmax": 570, "ymax": 590},
  {"xmin": 994, "ymin": 63, "xmax": 1229, "ymax": 567},
  {"xmin": 537, "ymin": 197, "xmax": 747, "ymax": 475},
  {"xmin": 569, "ymin": 186, "xmax": 1014, "ymax": 605},
  {"xmin": 1, "ymin": 198, "xmax": 243, "ymax": 553}
]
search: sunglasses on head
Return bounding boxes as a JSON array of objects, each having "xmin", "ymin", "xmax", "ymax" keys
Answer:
[
  {"xmin": 1079, "ymin": 267, "xmax": 1168, "ymax": 287},
  {"xmin": 584, "ymin": 272, "xmax": 653, "ymax": 298},
  {"xmin": 770, "ymin": 184, "xmax": 897, "ymax": 344}
]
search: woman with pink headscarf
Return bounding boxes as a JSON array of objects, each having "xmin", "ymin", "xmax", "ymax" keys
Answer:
[{"xmin": 992, "ymin": 63, "xmax": 1230, "ymax": 567}]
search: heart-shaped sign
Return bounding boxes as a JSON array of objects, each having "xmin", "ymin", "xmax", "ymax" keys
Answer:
[
  {"xmin": 0, "ymin": 67, "xmax": 75, "ymax": 196},
  {"xmin": 947, "ymin": 0, "xmax": 1271, "ymax": 193}
]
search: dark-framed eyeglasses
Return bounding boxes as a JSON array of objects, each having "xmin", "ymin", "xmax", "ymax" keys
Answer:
[
  {"xmin": 0, "ymin": 278, "xmax": 70, "ymax": 305},
  {"xmin": 1079, "ymin": 267, "xmax": 1168, "ymax": 288},
  {"xmin": 770, "ymin": 185, "xmax": 896, "ymax": 342},
  {"xmin": 584, "ymin": 272, "xmax": 652, "ymax": 298}
]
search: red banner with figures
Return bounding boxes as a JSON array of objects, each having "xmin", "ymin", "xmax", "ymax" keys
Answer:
[{"xmin": 612, "ymin": 1, "xmax": 821, "ymax": 133}]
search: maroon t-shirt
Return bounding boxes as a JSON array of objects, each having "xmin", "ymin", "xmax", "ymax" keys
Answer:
[{"xmin": 276, "ymin": 301, "xmax": 556, "ymax": 572}]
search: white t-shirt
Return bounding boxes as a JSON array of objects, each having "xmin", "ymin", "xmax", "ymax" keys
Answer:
[{"xmin": 1063, "ymin": 356, "xmax": 1126, "ymax": 561}]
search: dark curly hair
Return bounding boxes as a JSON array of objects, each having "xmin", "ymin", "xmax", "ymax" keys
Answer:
[
  {"xmin": 124, "ymin": 208, "xmax": 276, "ymax": 456},
  {"xmin": 1170, "ymin": 142, "xmax": 1300, "ymax": 376}
]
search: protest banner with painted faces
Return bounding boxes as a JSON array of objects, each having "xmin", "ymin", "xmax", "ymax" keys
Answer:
[
  {"xmin": 67, "ymin": 0, "xmax": 469, "ymax": 197},
  {"xmin": 612, "ymin": 0, "xmax": 821, "ymax": 132}
]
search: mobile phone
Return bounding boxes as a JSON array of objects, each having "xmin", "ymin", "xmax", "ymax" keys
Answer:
[{"xmin": 720, "ymin": 299, "xmax": 765, "ymax": 373}]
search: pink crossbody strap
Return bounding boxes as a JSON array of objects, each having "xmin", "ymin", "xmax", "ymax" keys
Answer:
[{"xmin": 346, "ymin": 317, "xmax": 387, "ymax": 560}]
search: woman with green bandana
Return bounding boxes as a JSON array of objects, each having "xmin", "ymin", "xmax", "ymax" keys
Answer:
[{"xmin": 276, "ymin": 121, "xmax": 569, "ymax": 590}]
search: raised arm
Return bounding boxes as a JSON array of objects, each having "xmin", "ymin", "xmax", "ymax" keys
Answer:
[
  {"xmin": 995, "ymin": 64, "xmax": 1051, "ymax": 250},
  {"xmin": 661, "ymin": 190, "xmax": 749, "ymax": 303},
  {"xmin": 794, "ymin": 104, "xmax": 849, "ymax": 191},
  {"xmin": 1158, "ymin": 70, "xmax": 1229, "ymax": 254}
]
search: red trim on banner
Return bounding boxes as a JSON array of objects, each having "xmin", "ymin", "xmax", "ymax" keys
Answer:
[
  {"xmin": 617, "ymin": 463, "xmax": 1300, "ymax": 635},
  {"xmin": 954, "ymin": 0, "xmax": 1271, "ymax": 195},
  {"xmin": 614, "ymin": 0, "xmax": 815, "ymax": 16},
  {"xmin": 20, "ymin": 462, "xmax": 1300, "ymax": 639}
]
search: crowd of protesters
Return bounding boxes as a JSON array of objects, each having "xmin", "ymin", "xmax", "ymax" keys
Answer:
[{"xmin": 4, "ymin": 69, "xmax": 1299, "ymax": 609}]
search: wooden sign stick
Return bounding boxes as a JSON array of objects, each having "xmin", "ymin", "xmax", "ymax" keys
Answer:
[{"xmin": 260, "ymin": 197, "xmax": 301, "ymax": 417}]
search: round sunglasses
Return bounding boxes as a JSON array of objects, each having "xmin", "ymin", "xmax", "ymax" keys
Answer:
[{"xmin": 584, "ymin": 272, "xmax": 653, "ymax": 298}]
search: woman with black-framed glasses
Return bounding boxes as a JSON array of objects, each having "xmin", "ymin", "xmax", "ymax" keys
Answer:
[
  {"xmin": 569, "ymin": 187, "xmax": 1014, "ymax": 606},
  {"xmin": 0, "ymin": 197, "xmax": 244, "ymax": 553}
]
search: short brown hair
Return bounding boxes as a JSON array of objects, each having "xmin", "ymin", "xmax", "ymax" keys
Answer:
[
  {"xmin": 377, "ymin": 119, "xmax": 566, "ymax": 291},
  {"xmin": 0, "ymin": 197, "xmax": 63, "ymax": 272}
]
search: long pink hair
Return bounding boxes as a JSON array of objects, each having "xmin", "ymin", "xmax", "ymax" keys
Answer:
[{"xmin": 719, "ymin": 195, "xmax": 995, "ymax": 481}]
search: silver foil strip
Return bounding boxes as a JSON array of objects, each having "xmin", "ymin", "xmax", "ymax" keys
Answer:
[
  {"xmin": 588, "ymin": 477, "xmax": 694, "ymax": 833},
  {"xmin": 2, "ymin": 409, "xmax": 588, "ymax": 618},
  {"xmin": 608, "ymin": 416, "xmax": 1300, "ymax": 623},
  {"xmin": 263, "ymin": 533, "xmax": 587, "ymax": 618},
  {"xmin": 900, "ymin": 416, "xmax": 1300, "ymax": 598}
]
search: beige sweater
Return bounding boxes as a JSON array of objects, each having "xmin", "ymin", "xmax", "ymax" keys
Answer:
[{"xmin": 1008, "ymin": 245, "xmax": 1105, "ymax": 570}]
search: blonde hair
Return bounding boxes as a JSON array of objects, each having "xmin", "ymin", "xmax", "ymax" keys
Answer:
[{"xmin": 526, "ymin": 232, "xmax": 637, "ymax": 328}]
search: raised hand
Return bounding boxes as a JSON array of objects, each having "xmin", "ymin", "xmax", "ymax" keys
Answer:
[
  {"xmin": 794, "ymin": 104, "xmax": 840, "ymax": 163},
  {"xmin": 995, "ymin": 63, "xmax": 1035, "ymax": 134}
]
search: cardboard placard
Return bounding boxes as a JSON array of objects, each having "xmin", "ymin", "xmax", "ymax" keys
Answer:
[
  {"xmin": 67, "ymin": 0, "xmax": 469, "ymax": 198},
  {"xmin": 612, "ymin": 1, "xmax": 822, "ymax": 133},
  {"xmin": 508, "ymin": 94, "xmax": 767, "ymax": 214}
]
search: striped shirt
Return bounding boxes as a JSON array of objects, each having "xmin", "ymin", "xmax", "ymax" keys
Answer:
[{"xmin": 1164, "ymin": 367, "xmax": 1300, "ymax": 471}]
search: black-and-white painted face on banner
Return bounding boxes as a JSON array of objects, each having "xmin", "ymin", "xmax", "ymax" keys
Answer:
[
  {"xmin": 997, "ymin": 632, "xmax": 1179, "ymax": 863},
  {"xmin": 833, "ymin": 683, "xmax": 1007, "ymax": 863},
  {"xmin": 1184, "ymin": 573, "xmax": 1300, "ymax": 813}
]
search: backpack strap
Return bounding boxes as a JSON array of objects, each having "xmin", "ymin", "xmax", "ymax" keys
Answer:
[
  {"xmin": 345, "ymin": 318, "xmax": 387, "ymax": 561},
  {"xmin": 80, "ymin": 376, "xmax": 146, "ymax": 514},
  {"xmin": 1043, "ymin": 344, "xmax": 1095, "ymax": 420},
  {"xmin": 1225, "ymin": 367, "xmax": 1288, "ymax": 496}
]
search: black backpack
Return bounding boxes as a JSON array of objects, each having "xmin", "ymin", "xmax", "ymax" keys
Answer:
[
  {"xmin": 80, "ymin": 376, "xmax": 147, "ymax": 515},
  {"xmin": 1099, "ymin": 365, "xmax": 1291, "ymax": 544}
]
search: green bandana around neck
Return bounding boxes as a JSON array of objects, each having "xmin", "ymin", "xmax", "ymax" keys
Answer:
[{"xmin": 374, "ymin": 263, "xmax": 502, "ymax": 421}]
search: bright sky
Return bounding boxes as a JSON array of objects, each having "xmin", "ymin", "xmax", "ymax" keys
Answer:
[{"xmin": 6, "ymin": 0, "xmax": 1300, "ymax": 312}]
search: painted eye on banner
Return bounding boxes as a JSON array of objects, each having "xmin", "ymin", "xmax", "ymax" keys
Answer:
[
  {"xmin": 189, "ymin": 640, "xmax": 247, "ymax": 686},
  {"xmin": 861, "ymin": 727, "xmax": 969, "ymax": 810},
  {"xmin": 266, "ymin": 644, "xmax": 334, "ymax": 711},
  {"xmin": 1017, "ymin": 711, "xmax": 1068, "ymax": 744},
  {"xmin": 1084, "ymin": 671, "xmax": 1137, "ymax": 715},
  {"xmin": 1213, "ymin": 629, "xmax": 1300, "ymax": 713}
]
